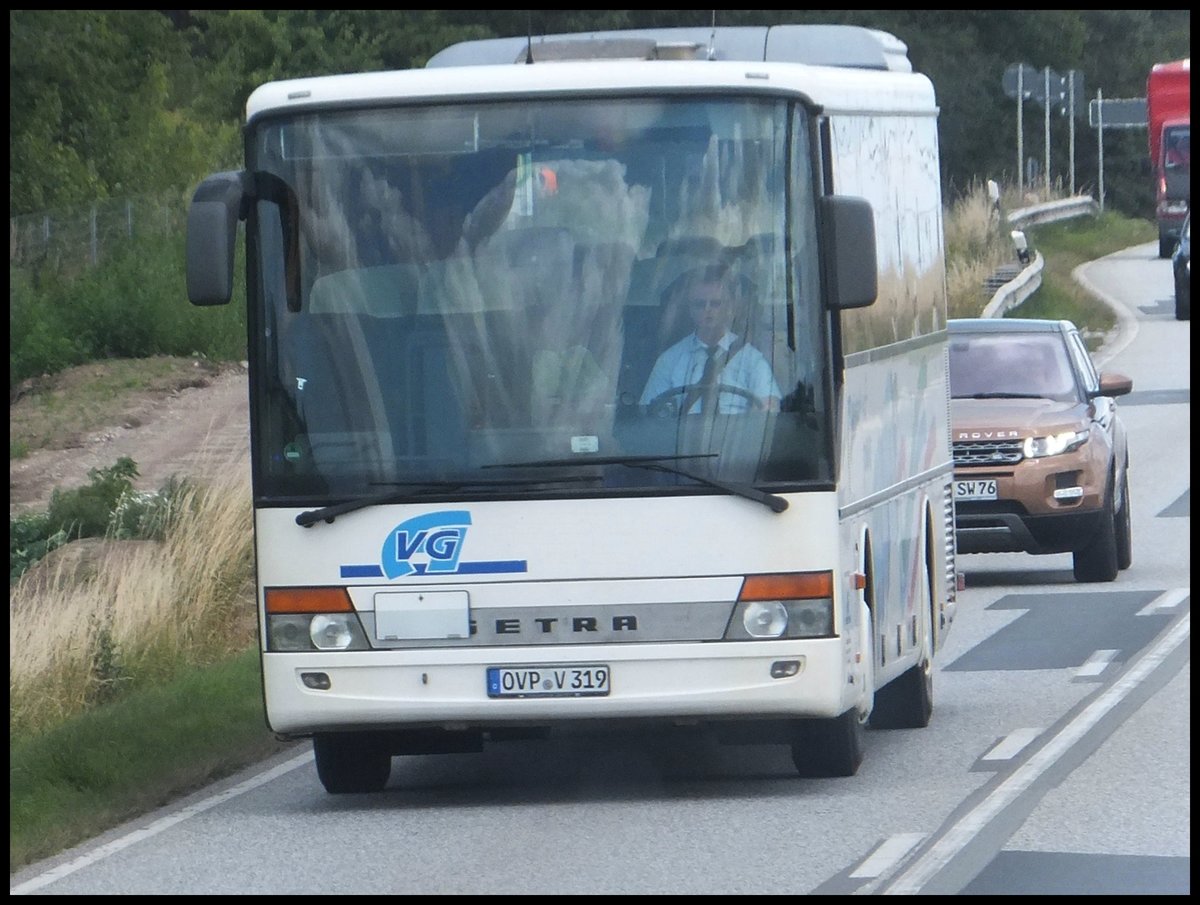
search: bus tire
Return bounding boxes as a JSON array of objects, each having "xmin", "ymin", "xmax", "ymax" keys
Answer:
[
  {"xmin": 313, "ymin": 732, "xmax": 392, "ymax": 794},
  {"xmin": 870, "ymin": 541, "xmax": 935, "ymax": 730},
  {"xmin": 791, "ymin": 708, "xmax": 865, "ymax": 778},
  {"xmin": 869, "ymin": 659, "xmax": 933, "ymax": 729}
]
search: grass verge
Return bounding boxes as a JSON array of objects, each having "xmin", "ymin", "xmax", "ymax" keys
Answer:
[
  {"xmin": 1014, "ymin": 212, "xmax": 1156, "ymax": 343},
  {"xmin": 10, "ymin": 648, "xmax": 295, "ymax": 873}
]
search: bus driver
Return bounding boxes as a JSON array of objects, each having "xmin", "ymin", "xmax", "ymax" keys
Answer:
[{"xmin": 640, "ymin": 264, "xmax": 781, "ymax": 415}]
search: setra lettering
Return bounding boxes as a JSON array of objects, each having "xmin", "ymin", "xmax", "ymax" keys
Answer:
[{"xmin": 484, "ymin": 615, "xmax": 638, "ymax": 636}]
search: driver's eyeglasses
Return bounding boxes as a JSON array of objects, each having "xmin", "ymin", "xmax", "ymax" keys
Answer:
[{"xmin": 689, "ymin": 297, "xmax": 728, "ymax": 311}]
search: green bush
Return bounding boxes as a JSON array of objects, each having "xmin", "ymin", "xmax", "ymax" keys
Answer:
[
  {"xmin": 45, "ymin": 457, "xmax": 141, "ymax": 540},
  {"xmin": 9, "ymin": 511, "xmax": 72, "ymax": 584},
  {"xmin": 108, "ymin": 474, "xmax": 196, "ymax": 541},
  {"xmin": 9, "ymin": 231, "xmax": 247, "ymax": 384},
  {"xmin": 9, "ymin": 267, "xmax": 85, "ymax": 384},
  {"xmin": 9, "ymin": 459, "xmax": 201, "ymax": 584}
]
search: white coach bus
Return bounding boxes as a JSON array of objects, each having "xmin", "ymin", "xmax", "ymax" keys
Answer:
[{"xmin": 186, "ymin": 23, "xmax": 957, "ymax": 793}]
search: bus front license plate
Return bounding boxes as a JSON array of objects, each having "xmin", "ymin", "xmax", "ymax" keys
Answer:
[{"xmin": 487, "ymin": 665, "xmax": 610, "ymax": 698}]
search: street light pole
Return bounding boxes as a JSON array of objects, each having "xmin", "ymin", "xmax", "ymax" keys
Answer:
[
  {"xmin": 1044, "ymin": 67, "xmax": 1052, "ymax": 198},
  {"xmin": 1017, "ymin": 66, "xmax": 1025, "ymax": 197},
  {"xmin": 1068, "ymin": 70, "xmax": 1076, "ymax": 195},
  {"xmin": 1097, "ymin": 88, "xmax": 1105, "ymax": 212}
]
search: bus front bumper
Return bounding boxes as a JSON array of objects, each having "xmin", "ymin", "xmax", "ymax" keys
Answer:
[{"xmin": 262, "ymin": 638, "xmax": 856, "ymax": 736}]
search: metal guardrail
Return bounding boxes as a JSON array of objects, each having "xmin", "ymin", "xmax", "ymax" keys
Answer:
[
  {"xmin": 981, "ymin": 195, "xmax": 1098, "ymax": 318},
  {"xmin": 981, "ymin": 251, "xmax": 1045, "ymax": 318},
  {"xmin": 1007, "ymin": 195, "xmax": 1099, "ymax": 229}
]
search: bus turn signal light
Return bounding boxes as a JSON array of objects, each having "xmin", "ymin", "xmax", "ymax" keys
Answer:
[
  {"xmin": 265, "ymin": 587, "xmax": 354, "ymax": 614},
  {"xmin": 740, "ymin": 572, "xmax": 833, "ymax": 601}
]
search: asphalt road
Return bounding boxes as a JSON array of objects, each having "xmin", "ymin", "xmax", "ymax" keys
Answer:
[{"xmin": 11, "ymin": 242, "xmax": 1189, "ymax": 896}]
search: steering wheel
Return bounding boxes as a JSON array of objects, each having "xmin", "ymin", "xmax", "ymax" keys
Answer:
[{"xmin": 646, "ymin": 383, "xmax": 765, "ymax": 417}]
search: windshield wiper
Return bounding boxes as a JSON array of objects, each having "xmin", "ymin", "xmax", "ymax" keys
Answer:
[
  {"xmin": 955, "ymin": 392, "xmax": 1046, "ymax": 399},
  {"xmin": 486, "ymin": 454, "xmax": 788, "ymax": 513},
  {"xmin": 296, "ymin": 476, "xmax": 595, "ymax": 527}
]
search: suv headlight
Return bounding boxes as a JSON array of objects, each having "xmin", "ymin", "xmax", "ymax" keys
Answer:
[{"xmin": 1023, "ymin": 430, "xmax": 1087, "ymax": 458}]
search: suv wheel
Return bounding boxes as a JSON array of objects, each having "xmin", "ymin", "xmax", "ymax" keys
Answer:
[
  {"xmin": 1115, "ymin": 470, "xmax": 1133, "ymax": 571},
  {"xmin": 1072, "ymin": 481, "xmax": 1120, "ymax": 582}
]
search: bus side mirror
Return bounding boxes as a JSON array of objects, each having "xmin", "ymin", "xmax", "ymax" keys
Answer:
[
  {"xmin": 186, "ymin": 171, "xmax": 246, "ymax": 306},
  {"xmin": 820, "ymin": 195, "xmax": 877, "ymax": 310}
]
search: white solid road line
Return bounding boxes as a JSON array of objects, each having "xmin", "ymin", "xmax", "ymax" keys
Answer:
[
  {"xmin": 980, "ymin": 727, "xmax": 1044, "ymax": 762},
  {"xmin": 849, "ymin": 833, "xmax": 928, "ymax": 879},
  {"xmin": 10, "ymin": 750, "xmax": 313, "ymax": 895},
  {"xmin": 877, "ymin": 612, "xmax": 1190, "ymax": 895},
  {"xmin": 1136, "ymin": 588, "xmax": 1189, "ymax": 616},
  {"xmin": 1074, "ymin": 649, "xmax": 1119, "ymax": 678}
]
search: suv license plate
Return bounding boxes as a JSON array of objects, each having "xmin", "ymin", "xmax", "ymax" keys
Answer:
[
  {"xmin": 487, "ymin": 665, "xmax": 610, "ymax": 698},
  {"xmin": 954, "ymin": 479, "xmax": 998, "ymax": 500}
]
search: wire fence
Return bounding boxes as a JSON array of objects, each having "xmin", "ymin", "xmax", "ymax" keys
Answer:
[{"xmin": 10, "ymin": 195, "xmax": 188, "ymax": 278}]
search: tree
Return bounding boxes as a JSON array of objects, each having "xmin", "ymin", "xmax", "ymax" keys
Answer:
[
  {"xmin": 10, "ymin": 10, "xmax": 1192, "ymax": 220},
  {"xmin": 10, "ymin": 11, "xmax": 228, "ymax": 215}
]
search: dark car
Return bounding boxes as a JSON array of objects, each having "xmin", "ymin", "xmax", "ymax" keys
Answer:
[
  {"xmin": 1172, "ymin": 211, "xmax": 1190, "ymax": 320},
  {"xmin": 948, "ymin": 318, "xmax": 1134, "ymax": 582}
]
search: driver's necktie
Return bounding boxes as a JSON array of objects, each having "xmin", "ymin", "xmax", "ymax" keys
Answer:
[{"xmin": 698, "ymin": 344, "xmax": 722, "ymax": 413}]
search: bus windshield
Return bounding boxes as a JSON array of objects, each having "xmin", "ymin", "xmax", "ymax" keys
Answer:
[{"xmin": 248, "ymin": 95, "xmax": 830, "ymax": 503}]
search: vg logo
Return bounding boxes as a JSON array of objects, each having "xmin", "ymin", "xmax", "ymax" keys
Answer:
[
  {"xmin": 382, "ymin": 511, "xmax": 471, "ymax": 579},
  {"xmin": 339, "ymin": 509, "xmax": 525, "ymax": 580}
]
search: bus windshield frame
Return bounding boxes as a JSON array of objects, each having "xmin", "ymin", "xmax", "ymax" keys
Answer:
[{"xmin": 245, "ymin": 94, "xmax": 832, "ymax": 505}]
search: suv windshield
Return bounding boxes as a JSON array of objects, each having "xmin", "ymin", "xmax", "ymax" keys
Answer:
[{"xmin": 949, "ymin": 333, "xmax": 1078, "ymax": 403}]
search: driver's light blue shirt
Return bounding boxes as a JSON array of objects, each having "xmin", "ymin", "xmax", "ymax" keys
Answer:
[{"xmin": 640, "ymin": 331, "xmax": 781, "ymax": 414}]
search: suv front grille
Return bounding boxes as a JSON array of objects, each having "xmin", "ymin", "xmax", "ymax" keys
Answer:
[{"xmin": 952, "ymin": 439, "xmax": 1023, "ymax": 466}]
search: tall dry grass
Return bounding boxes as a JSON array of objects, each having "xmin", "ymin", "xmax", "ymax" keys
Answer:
[
  {"xmin": 9, "ymin": 455, "xmax": 255, "ymax": 736},
  {"xmin": 944, "ymin": 182, "xmax": 1017, "ymax": 319},
  {"xmin": 943, "ymin": 180, "xmax": 1072, "ymax": 319}
]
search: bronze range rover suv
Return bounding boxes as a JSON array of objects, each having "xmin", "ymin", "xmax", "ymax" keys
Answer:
[{"xmin": 948, "ymin": 318, "xmax": 1134, "ymax": 582}]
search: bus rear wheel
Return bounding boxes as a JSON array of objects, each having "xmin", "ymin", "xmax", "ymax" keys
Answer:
[
  {"xmin": 790, "ymin": 708, "xmax": 865, "ymax": 777},
  {"xmin": 313, "ymin": 732, "xmax": 392, "ymax": 794},
  {"xmin": 869, "ymin": 659, "xmax": 933, "ymax": 729},
  {"xmin": 870, "ymin": 612, "xmax": 934, "ymax": 729},
  {"xmin": 870, "ymin": 535, "xmax": 935, "ymax": 730}
]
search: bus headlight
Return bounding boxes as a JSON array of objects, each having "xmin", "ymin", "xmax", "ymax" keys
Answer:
[
  {"xmin": 268, "ymin": 614, "xmax": 315, "ymax": 651},
  {"xmin": 742, "ymin": 601, "xmax": 788, "ymax": 638},
  {"xmin": 264, "ymin": 587, "xmax": 370, "ymax": 651},
  {"xmin": 724, "ymin": 572, "xmax": 836, "ymax": 640},
  {"xmin": 726, "ymin": 598, "xmax": 834, "ymax": 639},
  {"xmin": 787, "ymin": 598, "xmax": 834, "ymax": 636},
  {"xmin": 310, "ymin": 614, "xmax": 358, "ymax": 650},
  {"xmin": 267, "ymin": 613, "xmax": 370, "ymax": 651}
]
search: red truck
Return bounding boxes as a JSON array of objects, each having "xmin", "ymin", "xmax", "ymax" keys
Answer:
[{"xmin": 1147, "ymin": 59, "xmax": 1190, "ymax": 258}]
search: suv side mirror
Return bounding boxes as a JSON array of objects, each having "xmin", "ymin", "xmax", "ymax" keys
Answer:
[{"xmin": 1094, "ymin": 371, "xmax": 1133, "ymax": 398}]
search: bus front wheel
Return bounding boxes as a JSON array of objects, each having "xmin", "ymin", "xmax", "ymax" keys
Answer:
[
  {"xmin": 790, "ymin": 708, "xmax": 865, "ymax": 778},
  {"xmin": 313, "ymin": 732, "xmax": 392, "ymax": 794}
]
